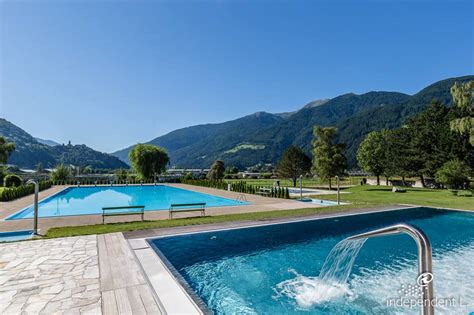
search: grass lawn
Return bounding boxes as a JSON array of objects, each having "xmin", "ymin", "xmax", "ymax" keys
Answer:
[
  {"xmin": 316, "ymin": 185, "xmax": 474, "ymax": 210},
  {"xmin": 225, "ymin": 177, "xmax": 364, "ymax": 188},
  {"xmin": 45, "ymin": 184, "xmax": 472, "ymax": 238},
  {"xmin": 45, "ymin": 203, "xmax": 372, "ymax": 238}
]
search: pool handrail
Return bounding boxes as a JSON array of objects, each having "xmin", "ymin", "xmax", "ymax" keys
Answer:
[{"xmin": 347, "ymin": 223, "xmax": 434, "ymax": 315}]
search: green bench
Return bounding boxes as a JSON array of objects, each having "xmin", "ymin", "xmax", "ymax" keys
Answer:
[
  {"xmin": 102, "ymin": 205, "xmax": 145, "ymax": 224},
  {"xmin": 256, "ymin": 188, "xmax": 272, "ymax": 197},
  {"xmin": 169, "ymin": 203, "xmax": 206, "ymax": 219}
]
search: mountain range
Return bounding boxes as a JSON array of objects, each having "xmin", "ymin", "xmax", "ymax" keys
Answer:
[
  {"xmin": 112, "ymin": 75, "xmax": 474, "ymax": 169},
  {"xmin": 0, "ymin": 118, "xmax": 127, "ymax": 169},
  {"xmin": 2, "ymin": 75, "xmax": 472, "ymax": 170}
]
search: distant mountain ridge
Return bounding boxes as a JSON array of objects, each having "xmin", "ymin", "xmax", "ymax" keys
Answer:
[
  {"xmin": 112, "ymin": 75, "xmax": 474, "ymax": 169},
  {"xmin": 0, "ymin": 119, "xmax": 128, "ymax": 169}
]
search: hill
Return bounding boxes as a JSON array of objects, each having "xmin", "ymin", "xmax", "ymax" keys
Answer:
[
  {"xmin": 112, "ymin": 75, "xmax": 474, "ymax": 169},
  {"xmin": 0, "ymin": 119, "xmax": 128, "ymax": 169},
  {"xmin": 35, "ymin": 137, "xmax": 60, "ymax": 147}
]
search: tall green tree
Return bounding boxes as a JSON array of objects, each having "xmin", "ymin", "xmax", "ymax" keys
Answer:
[
  {"xmin": 0, "ymin": 136, "xmax": 15, "ymax": 164},
  {"xmin": 207, "ymin": 160, "xmax": 225, "ymax": 181},
  {"xmin": 311, "ymin": 126, "xmax": 347, "ymax": 189},
  {"xmin": 357, "ymin": 130, "xmax": 388, "ymax": 185},
  {"xmin": 407, "ymin": 101, "xmax": 456, "ymax": 186},
  {"xmin": 450, "ymin": 81, "xmax": 474, "ymax": 145},
  {"xmin": 128, "ymin": 144, "xmax": 169, "ymax": 180},
  {"xmin": 385, "ymin": 127, "xmax": 421, "ymax": 185},
  {"xmin": 276, "ymin": 145, "xmax": 312, "ymax": 187}
]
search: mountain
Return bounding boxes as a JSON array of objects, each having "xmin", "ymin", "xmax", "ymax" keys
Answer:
[
  {"xmin": 35, "ymin": 137, "xmax": 59, "ymax": 147},
  {"xmin": 0, "ymin": 119, "xmax": 128, "ymax": 169},
  {"xmin": 112, "ymin": 75, "xmax": 474, "ymax": 169}
]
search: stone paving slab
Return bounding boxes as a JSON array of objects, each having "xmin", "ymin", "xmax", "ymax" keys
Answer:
[{"xmin": 0, "ymin": 235, "xmax": 101, "ymax": 314}]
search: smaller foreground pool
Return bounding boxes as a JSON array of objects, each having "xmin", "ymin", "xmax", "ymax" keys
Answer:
[
  {"xmin": 298, "ymin": 198, "xmax": 346, "ymax": 206},
  {"xmin": 149, "ymin": 207, "xmax": 474, "ymax": 314},
  {"xmin": 0, "ymin": 230, "xmax": 34, "ymax": 242},
  {"xmin": 6, "ymin": 185, "xmax": 247, "ymax": 220}
]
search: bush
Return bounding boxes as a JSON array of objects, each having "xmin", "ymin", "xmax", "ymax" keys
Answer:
[
  {"xmin": 51, "ymin": 164, "xmax": 71, "ymax": 182},
  {"xmin": 180, "ymin": 179, "xmax": 290, "ymax": 199},
  {"xmin": 435, "ymin": 160, "xmax": 470, "ymax": 189},
  {"xmin": 4, "ymin": 174, "xmax": 22, "ymax": 187},
  {"xmin": 0, "ymin": 180, "xmax": 52, "ymax": 202}
]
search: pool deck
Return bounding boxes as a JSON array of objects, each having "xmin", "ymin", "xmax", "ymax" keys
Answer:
[
  {"xmin": 0, "ymin": 184, "xmax": 317, "ymax": 233},
  {"xmin": 0, "ymin": 205, "xmax": 409, "ymax": 314}
]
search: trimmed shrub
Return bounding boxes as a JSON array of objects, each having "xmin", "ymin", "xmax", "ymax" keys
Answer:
[
  {"xmin": 4, "ymin": 174, "xmax": 22, "ymax": 187},
  {"xmin": 0, "ymin": 180, "xmax": 52, "ymax": 202}
]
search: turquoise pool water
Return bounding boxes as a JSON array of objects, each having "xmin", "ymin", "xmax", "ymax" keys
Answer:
[
  {"xmin": 0, "ymin": 230, "xmax": 34, "ymax": 242},
  {"xmin": 150, "ymin": 207, "xmax": 474, "ymax": 314},
  {"xmin": 6, "ymin": 185, "xmax": 247, "ymax": 220}
]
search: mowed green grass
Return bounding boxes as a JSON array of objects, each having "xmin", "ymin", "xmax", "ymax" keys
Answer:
[
  {"xmin": 45, "ymin": 203, "xmax": 371, "ymax": 238},
  {"xmin": 225, "ymin": 177, "xmax": 363, "ymax": 188},
  {"xmin": 316, "ymin": 185, "xmax": 474, "ymax": 210}
]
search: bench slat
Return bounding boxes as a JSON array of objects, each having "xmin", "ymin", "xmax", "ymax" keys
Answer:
[
  {"xmin": 169, "ymin": 203, "xmax": 206, "ymax": 219},
  {"xmin": 102, "ymin": 206, "xmax": 145, "ymax": 224}
]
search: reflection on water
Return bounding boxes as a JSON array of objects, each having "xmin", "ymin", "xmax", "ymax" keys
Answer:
[{"xmin": 8, "ymin": 185, "xmax": 245, "ymax": 219}]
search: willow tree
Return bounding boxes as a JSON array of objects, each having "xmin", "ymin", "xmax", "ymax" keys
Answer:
[
  {"xmin": 450, "ymin": 81, "xmax": 473, "ymax": 145},
  {"xmin": 129, "ymin": 144, "xmax": 169, "ymax": 180},
  {"xmin": 311, "ymin": 126, "xmax": 347, "ymax": 189}
]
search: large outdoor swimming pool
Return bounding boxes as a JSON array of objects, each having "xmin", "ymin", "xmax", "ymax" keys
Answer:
[
  {"xmin": 149, "ymin": 207, "xmax": 474, "ymax": 314},
  {"xmin": 6, "ymin": 185, "xmax": 247, "ymax": 220}
]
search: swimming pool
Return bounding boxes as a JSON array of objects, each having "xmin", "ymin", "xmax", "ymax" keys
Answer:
[
  {"xmin": 6, "ymin": 185, "xmax": 247, "ymax": 220},
  {"xmin": 149, "ymin": 207, "xmax": 474, "ymax": 314}
]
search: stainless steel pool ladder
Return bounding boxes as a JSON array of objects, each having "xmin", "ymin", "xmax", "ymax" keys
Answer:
[{"xmin": 347, "ymin": 223, "xmax": 434, "ymax": 315}]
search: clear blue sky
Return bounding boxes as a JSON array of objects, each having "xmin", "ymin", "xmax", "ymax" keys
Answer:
[{"xmin": 1, "ymin": 0, "xmax": 472, "ymax": 152}]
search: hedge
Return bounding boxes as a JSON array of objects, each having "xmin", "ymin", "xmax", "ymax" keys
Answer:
[
  {"xmin": 0, "ymin": 180, "xmax": 53, "ymax": 202},
  {"xmin": 180, "ymin": 179, "xmax": 290, "ymax": 199},
  {"xmin": 4, "ymin": 174, "xmax": 22, "ymax": 187}
]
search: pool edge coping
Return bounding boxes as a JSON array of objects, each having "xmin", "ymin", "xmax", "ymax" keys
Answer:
[{"xmin": 3, "ymin": 184, "xmax": 251, "ymax": 221}]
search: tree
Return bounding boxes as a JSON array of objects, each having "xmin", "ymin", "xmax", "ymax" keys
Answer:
[
  {"xmin": 0, "ymin": 136, "xmax": 15, "ymax": 164},
  {"xmin": 83, "ymin": 165, "xmax": 93, "ymax": 174},
  {"xmin": 225, "ymin": 166, "xmax": 239, "ymax": 174},
  {"xmin": 385, "ymin": 127, "xmax": 420, "ymax": 185},
  {"xmin": 51, "ymin": 164, "xmax": 71, "ymax": 182},
  {"xmin": 435, "ymin": 160, "xmax": 470, "ymax": 189},
  {"xmin": 311, "ymin": 126, "xmax": 347, "ymax": 189},
  {"xmin": 357, "ymin": 131, "xmax": 387, "ymax": 186},
  {"xmin": 115, "ymin": 168, "xmax": 129, "ymax": 181},
  {"xmin": 407, "ymin": 101, "xmax": 456, "ymax": 186},
  {"xmin": 276, "ymin": 145, "xmax": 311, "ymax": 187},
  {"xmin": 450, "ymin": 81, "xmax": 474, "ymax": 145},
  {"xmin": 128, "ymin": 144, "xmax": 169, "ymax": 180},
  {"xmin": 207, "ymin": 160, "xmax": 225, "ymax": 181}
]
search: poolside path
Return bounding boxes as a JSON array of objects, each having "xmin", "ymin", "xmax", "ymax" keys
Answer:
[
  {"xmin": 0, "ymin": 233, "xmax": 163, "ymax": 314},
  {"xmin": 0, "ymin": 184, "xmax": 315, "ymax": 234},
  {"xmin": 0, "ymin": 235, "xmax": 101, "ymax": 314}
]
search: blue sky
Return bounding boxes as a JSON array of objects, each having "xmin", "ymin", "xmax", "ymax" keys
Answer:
[{"xmin": 1, "ymin": 0, "xmax": 472, "ymax": 152}]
